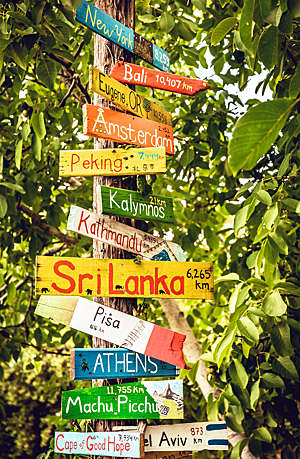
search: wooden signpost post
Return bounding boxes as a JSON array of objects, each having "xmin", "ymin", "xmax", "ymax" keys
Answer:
[
  {"xmin": 70, "ymin": 348, "xmax": 180, "ymax": 380},
  {"xmin": 75, "ymin": 0, "xmax": 170, "ymax": 71},
  {"xmin": 59, "ymin": 147, "xmax": 166, "ymax": 177},
  {"xmin": 54, "ymin": 431, "xmax": 143, "ymax": 457},
  {"xmin": 82, "ymin": 104, "xmax": 174, "ymax": 155},
  {"xmin": 61, "ymin": 380, "xmax": 184, "ymax": 420},
  {"xmin": 90, "ymin": 66, "xmax": 172, "ymax": 126},
  {"xmin": 98, "ymin": 185, "xmax": 175, "ymax": 223},
  {"xmin": 111, "ymin": 62, "xmax": 210, "ymax": 96},
  {"xmin": 67, "ymin": 205, "xmax": 185, "ymax": 261},
  {"xmin": 35, "ymin": 296, "xmax": 189, "ymax": 368},
  {"xmin": 35, "ymin": 256, "xmax": 214, "ymax": 299}
]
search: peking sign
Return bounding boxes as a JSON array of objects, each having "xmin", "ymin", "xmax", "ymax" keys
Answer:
[
  {"xmin": 54, "ymin": 431, "xmax": 143, "ymax": 457},
  {"xmin": 59, "ymin": 146, "xmax": 166, "ymax": 177},
  {"xmin": 75, "ymin": 0, "xmax": 170, "ymax": 71},
  {"xmin": 35, "ymin": 296, "xmax": 188, "ymax": 368},
  {"xmin": 90, "ymin": 66, "xmax": 172, "ymax": 126},
  {"xmin": 67, "ymin": 205, "xmax": 185, "ymax": 261},
  {"xmin": 61, "ymin": 380, "xmax": 184, "ymax": 420},
  {"xmin": 70, "ymin": 348, "xmax": 180, "ymax": 380},
  {"xmin": 111, "ymin": 61, "xmax": 210, "ymax": 96},
  {"xmin": 35, "ymin": 256, "xmax": 214, "ymax": 299},
  {"xmin": 83, "ymin": 104, "xmax": 174, "ymax": 155}
]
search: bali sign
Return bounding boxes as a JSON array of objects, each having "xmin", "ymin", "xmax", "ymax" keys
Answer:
[{"xmin": 61, "ymin": 380, "xmax": 184, "ymax": 420}]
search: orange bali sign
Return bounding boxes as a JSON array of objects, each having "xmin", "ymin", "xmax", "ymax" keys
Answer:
[{"xmin": 83, "ymin": 104, "xmax": 174, "ymax": 155}]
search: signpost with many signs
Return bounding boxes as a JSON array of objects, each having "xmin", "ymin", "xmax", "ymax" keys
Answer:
[
  {"xmin": 75, "ymin": 0, "xmax": 170, "ymax": 71},
  {"xmin": 61, "ymin": 380, "xmax": 184, "ymax": 420},
  {"xmin": 35, "ymin": 295, "xmax": 188, "ymax": 368},
  {"xmin": 70, "ymin": 348, "xmax": 180, "ymax": 380},
  {"xmin": 82, "ymin": 104, "xmax": 174, "ymax": 154},
  {"xmin": 90, "ymin": 66, "xmax": 172, "ymax": 126},
  {"xmin": 67, "ymin": 205, "xmax": 185, "ymax": 261},
  {"xmin": 59, "ymin": 147, "xmax": 166, "ymax": 177},
  {"xmin": 111, "ymin": 62, "xmax": 210, "ymax": 96},
  {"xmin": 35, "ymin": 256, "xmax": 214, "ymax": 299}
]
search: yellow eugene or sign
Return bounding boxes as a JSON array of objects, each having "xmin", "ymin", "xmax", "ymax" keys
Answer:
[
  {"xmin": 36, "ymin": 256, "xmax": 214, "ymax": 300},
  {"xmin": 90, "ymin": 66, "xmax": 172, "ymax": 126}
]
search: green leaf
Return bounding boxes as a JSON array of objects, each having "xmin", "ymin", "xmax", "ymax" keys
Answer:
[
  {"xmin": 289, "ymin": 61, "xmax": 300, "ymax": 98},
  {"xmin": 229, "ymin": 359, "xmax": 249, "ymax": 389},
  {"xmin": 31, "ymin": 111, "xmax": 46, "ymax": 139},
  {"xmin": 215, "ymin": 273, "xmax": 240, "ymax": 283},
  {"xmin": 32, "ymin": 133, "xmax": 42, "ymax": 161},
  {"xmin": 21, "ymin": 121, "xmax": 31, "ymax": 141},
  {"xmin": 214, "ymin": 327, "xmax": 237, "ymax": 368},
  {"xmin": 261, "ymin": 372, "xmax": 285, "ymax": 388},
  {"xmin": 211, "ymin": 17, "xmax": 238, "ymax": 46},
  {"xmin": 234, "ymin": 205, "xmax": 249, "ymax": 234},
  {"xmin": 0, "ymin": 195, "xmax": 7, "ymax": 218},
  {"xmin": 138, "ymin": 14, "xmax": 156, "ymax": 23},
  {"xmin": 281, "ymin": 198, "xmax": 300, "ymax": 213},
  {"xmin": 269, "ymin": 231, "xmax": 288, "ymax": 254},
  {"xmin": 279, "ymin": 11, "xmax": 293, "ymax": 34},
  {"xmin": 263, "ymin": 204, "xmax": 278, "ymax": 229},
  {"xmin": 36, "ymin": 59, "xmax": 57, "ymax": 89},
  {"xmin": 34, "ymin": 328, "xmax": 43, "ymax": 347},
  {"xmin": 273, "ymin": 356, "xmax": 298, "ymax": 379},
  {"xmin": 239, "ymin": 0, "xmax": 255, "ymax": 53},
  {"xmin": 0, "ymin": 182, "xmax": 25, "ymax": 194},
  {"xmin": 180, "ymin": 149, "xmax": 194, "ymax": 167},
  {"xmin": 254, "ymin": 190, "xmax": 272, "ymax": 206},
  {"xmin": 250, "ymin": 379, "xmax": 260, "ymax": 409},
  {"xmin": 263, "ymin": 290, "xmax": 287, "ymax": 316},
  {"xmin": 258, "ymin": 26, "xmax": 278, "ymax": 69},
  {"xmin": 15, "ymin": 139, "xmax": 23, "ymax": 170},
  {"xmin": 230, "ymin": 439, "xmax": 248, "ymax": 459},
  {"xmin": 192, "ymin": 0, "xmax": 206, "ymax": 9},
  {"xmin": 177, "ymin": 21, "xmax": 196, "ymax": 41},
  {"xmin": 271, "ymin": 321, "xmax": 293, "ymax": 356},
  {"xmin": 207, "ymin": 392, "xmax": 218, "ymax": 421},
  {"xmin": 7, "ymin": 43, "xmax": 28, "ymax": 70},
  {"xmin": 238, "ymin": 316, "xmax": 259, "ymax": 342},
  {"xmin": 160, "ymin": 12, "xmax": 175, "ymax": 33},
  {"xmin": 253, "ymin": 427, "xmax": 272, "ymax": 443},
  {"xmin": 228, "ymin": 98, "xmax": 297, "ymax": 175}
]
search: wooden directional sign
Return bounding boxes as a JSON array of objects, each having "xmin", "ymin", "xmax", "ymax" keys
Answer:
[
  {"xmin": 83, "ymin": 104, "xmax": 174, "ymax": 155},
  {"xmin": 55, "ymin": 431, "xmax": 143, "ymax": 457},
  {"xmin": 59, "ymin": 146, "xmax": 166, "ymax": 177},
  {"xmin": 70, "ymin": 348, "xmax": 180, "ymax": 380},
  {"xmin": 35, "ymin": 256, "xmax": 214, "ymax": 299},
  {"xmin": 67, "ymin": 205, "xmax": 185, "ymax": 261},
  {"xmin": 98, "ymin": 185, "xmax": 175, "ymax": 224},
  {"xmin": 90, "ymin": 66, "xmax": 172, "ymax": 126},
  {"xmin": 35, "ymin": 296, "xmax": 188, "ymax": 368},
  {"xmin": 61, "ymin": 380, "xmax": 184, "ymax": 420},
  {"xmin": 111, "ymin": 62, "xmax": 210, "ymax": 96},
  {"xmin": 75, "ymin": 0, "xmax": 170, "ymax": 72}
]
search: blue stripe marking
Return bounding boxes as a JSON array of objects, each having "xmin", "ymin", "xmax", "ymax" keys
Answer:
[
  {"xmin": 206, "ymin": 423, "xmax": 227, "ymax": 431},
  {"xmin": 208, "ymin": 440, "xmax": 228, "ymax": 446}
]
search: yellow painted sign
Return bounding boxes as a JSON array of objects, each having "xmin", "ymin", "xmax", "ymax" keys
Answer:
[
  {"xmin": 36, "ymin": 256, "xmax": 214, "ymax": 300},
  {"xmin": 59, "ymin": 147, "xmax": 166, "ymax": 177},
  {"xmin": 90, "ymin": 66, "xmax": 172, "ymax": 126}
]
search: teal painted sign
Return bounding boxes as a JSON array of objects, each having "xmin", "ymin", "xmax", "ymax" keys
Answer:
[
  {"xmin": 75, "ymin": 0, "xmax": 170, "ymax": 72},
  {"xmin": 62, "ymin": 380, "xmax": 184, "ymax": 420}
]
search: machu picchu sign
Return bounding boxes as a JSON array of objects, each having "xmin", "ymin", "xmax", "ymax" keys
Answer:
[
  {"xmin": 35, "ymin": 296, "xmax": 189, "ymax": 368},
  {"xmin": 98, "ymin": 185, "xmax": 175, "ymax": 224},
  {"xmin": 35, "ymin": 256, "xmax": 214, "ymax": 299},
  {"xmin": 90, "ymin": 66, "xmax": 172, "ymax": 126},
  {"xmin": 82, "ymin": 105, "xmax": 174, "ymax": 155},
  {"xmin": 67, "ymin": 205, "xmax": 185, "ymax": 261},
  {"xmin": 61, "ymin": 380, "xmax": 184, "ymax": 420},
  {"xmin": 59, "ymin": 147, "xmax": 166, "ymax": 177},
  {"xmin": 75, "ymin": 0, "xmax": 170, "ymax": 71},
  {"xmin": 70, "ymin": 348, "xmax": 180, "ymax": 380},
  {"xmin": 54, "ymin": 431, "xmax": 143, "ymax": 457},
  {"xmin": 111, "ymin": 62, "xmax": 210, "ymax": 96}
]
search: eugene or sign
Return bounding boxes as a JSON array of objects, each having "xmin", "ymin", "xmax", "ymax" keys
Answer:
[
  {"xmin": 59, "ymin": 147, "xmax": 166, "ymax": 177},
  {"xmin": 111, "ymin": 62, "xmax": 210, "ymax": 96},
  {"xmin": 67, "ymin": 205, "xmax": 185, "ymax": 261},
  {"xmin": 90, "ymin": 66, "xmax": 172, "ymax": 126},
  {"xmin": 83, "ymin": 105, "xmax": 174, "ymax": 155},
  {"xmin": 35, "ymin": 256, "xmax": 214, "ymax": 299},
  {"xmin": 62, "ymin": 380, "xmax": 184, "ymax": 420},
  {"xmin": 70, "ymin": 348, "xmax": 180, "ymax": 380},
  {"xmin": 99, "ymin": 185, "xmax": 175, "ymax": 223},
  {"xmin": 75, "ymin": 0, "xmax": 170, "ymax": 71},
  {"xmin": 35, "ymin": 296, "xmax": 188, "ymax": 368},
  {"xmin": 55, "ymin": 431, "xmax": 143, "ymax": 457}
]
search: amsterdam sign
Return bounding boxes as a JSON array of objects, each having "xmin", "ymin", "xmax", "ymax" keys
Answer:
[
  {"xmin": 82, "ymin": 104, "xmax": 174, "ymax": 155},
  {"xmin": 35, "ymin": 296, "xmax": 189, "ymax": 368}
]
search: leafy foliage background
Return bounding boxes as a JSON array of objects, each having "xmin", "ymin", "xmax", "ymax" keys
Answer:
[{"xmin": 0, "ymin": 0, "xmax": 299, "ymax": 457}]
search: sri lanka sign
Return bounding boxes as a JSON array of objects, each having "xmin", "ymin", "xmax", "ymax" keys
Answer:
[
  {"xmin": 83, "ymin": 104, "xmax": 174, "ymax": 155},
  {"xmin": 54, "ymin": 431, "xmax": 143, "ymax": 457},
  {"xmin": 98, "ymin": 185, "xmax": 175, "ymax": 224},
  {"xmin": 111, "ymin": 62, "xmax": 210, "ymax": 96},
  {"xmin": 35, "ymin": 256, "xmax": 214, "ymax": 299},
  {"xmin": 59, "ymin": 147, "xmax": 166, "ymax": 177},
  {"xmin": 75, "ymin": 0, "xmax": 170, "ymax": 71},
  {"xmin": 90, "ymin": 66, "xmax": 172, "ymax": 126},
  {"xmin": 61, "ymin": 380, "xmax": 184, "ymax": 420},
  {"xmin": 35, "ymin": 296, "xmax": 188, "ymax": 368},
  {"xmin": 67, "ymin": 205, "xmax": 185, "ymax": 261},
  {"xmin": 71, "ymin": 348, "xmax": 180, "ymax": 380}
]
